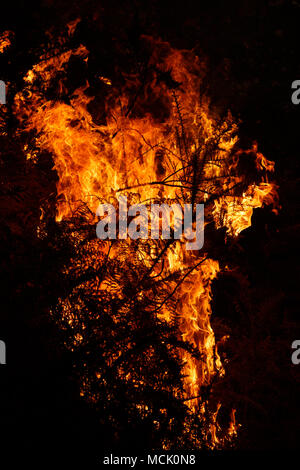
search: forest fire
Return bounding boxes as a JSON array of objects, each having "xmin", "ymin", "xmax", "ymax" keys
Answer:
[{"xmin": 3, "ymin": 18, "xmax": 279, "ymax": 450}]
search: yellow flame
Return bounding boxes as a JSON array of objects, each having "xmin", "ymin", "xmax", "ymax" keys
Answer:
[{"xmin": 14, "ymin": 34, "xmax": 277, "ymax": 447}]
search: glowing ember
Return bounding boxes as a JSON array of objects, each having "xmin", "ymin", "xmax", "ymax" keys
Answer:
[{"xmin": 0, "ymin": 30, "xmax": 13, "ymax": 54}]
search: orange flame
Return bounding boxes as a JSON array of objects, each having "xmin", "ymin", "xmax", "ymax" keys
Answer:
[
  {"xmin": 0, "ymin": 31, "xmax": 13, "ymax": 54},
  {"xmin": 14, "ymin": 31, "xmax": 278, "ymax": 447}
]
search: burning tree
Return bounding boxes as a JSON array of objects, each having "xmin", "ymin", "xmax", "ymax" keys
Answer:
[{"xmin": 1, "ymin": 21, "xmax": 278, "ymax": 450}]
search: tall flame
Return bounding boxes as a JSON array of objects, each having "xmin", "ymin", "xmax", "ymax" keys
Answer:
[{"xmin": 13, "ymin": 26, "xmax": 277, "ymax": 447}]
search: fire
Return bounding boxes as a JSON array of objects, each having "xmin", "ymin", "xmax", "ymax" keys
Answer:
[
  {"xmin": 213, "ymin": 181, "xmax": 278, "ymax": 236},
  {"xmin": 0, "ymin": 31, "xmax": 13, "ymax": 54},
  {"xmin": 13, "ymin": 25, "xmax": 277, "ymax": 447}
]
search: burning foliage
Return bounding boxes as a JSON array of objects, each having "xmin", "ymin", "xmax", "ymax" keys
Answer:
[{"xmin": 0, "ymin": 8, "xmax": 286, "ymax": 453}]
